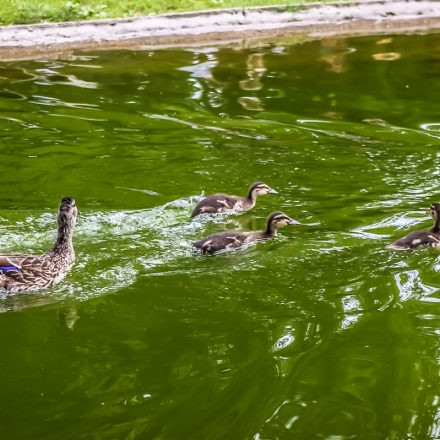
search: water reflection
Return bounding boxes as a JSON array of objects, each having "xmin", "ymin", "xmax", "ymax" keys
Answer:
[
  {"xmin": 238, "ymin": 53, "xmax": 266, "ymax": 110},
  {"xmin": 320, "ymin": 38, "xmax": 350, "ymax": 73},
  {"xmin": 394, "ymin": 269, "xmax": 437, "ymax": 301},
  {"xmin": 372, "ymin": 52, "xmax": 401, "ymax": 61},
  {"xmin": 376, "ymin": 37, "xmax": 393, "ymax": 45},
  {"xmin": 239, "ymin": 53, "xmax": 266, "ymax": 91}
]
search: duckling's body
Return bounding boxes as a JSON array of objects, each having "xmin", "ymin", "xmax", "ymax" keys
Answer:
[
  {"xmin": 388, "ymin": 203, "xmax": 440, "ymax": 250},
  {"xmin": 193, "ymin": 211, "xmax": 299, "ymax": 254},
  {"xmin": 0, "ymin": 197, "xmax": 78, "ymax": 293},
  {"xmin": 191, "ymin": 182, "xmax": 277, "ymax": 218}
]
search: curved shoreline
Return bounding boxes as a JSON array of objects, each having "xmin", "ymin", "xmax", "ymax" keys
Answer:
[{"xmin": 0, "ymin": 0, "xmax": 439, "ymax": 60}]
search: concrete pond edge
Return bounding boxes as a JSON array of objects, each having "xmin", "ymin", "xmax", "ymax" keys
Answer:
[{"xmin": 0, "ymin": 0, "xmax": 439, "ymax": 60}]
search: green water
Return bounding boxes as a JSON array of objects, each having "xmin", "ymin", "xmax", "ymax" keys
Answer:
[{"xmin": 0, "ymin": 32, "xmax": 440, "ymax": 439}]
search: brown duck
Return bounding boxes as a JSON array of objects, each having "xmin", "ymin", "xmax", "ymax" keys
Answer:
[
  {"xmin": 388, "ymin": 202, "xmax": 440, "ymax": 250},
  {"xmin": 193, "ymin": 211, "xmax": 299, "ymax": 254},
  {"xmin": 191, "ymin": 181, "xmax": 277, "ymax": 218},
  {"xmin": 0, "ymin": 197, "xmax": 78, "ymax": 293}
]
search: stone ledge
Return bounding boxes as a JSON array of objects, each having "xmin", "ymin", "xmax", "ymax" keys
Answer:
[{"xmin": 0, "ymin": 0, "xmax": 439, "ymax": 60}]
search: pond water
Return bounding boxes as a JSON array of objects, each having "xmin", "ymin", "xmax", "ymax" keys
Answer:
[{"xmin": 1, "ymin": 32, "xmax": 440, "ymax": 439}]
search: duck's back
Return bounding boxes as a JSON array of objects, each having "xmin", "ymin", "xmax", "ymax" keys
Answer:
[
  {"xmin": 193, "ymin": 230, "xmax": 250, "ymax": 254},
  {"xmin": 0, "ymin": 252, "xmax": 74, "ymax": 293},
  {"xmin": 388, "ymin": 231, "xmax": 440, "ymax": 250},
  {"xmin": 191, "ymin": 194, "xmax": 241, "ymax": 218}
]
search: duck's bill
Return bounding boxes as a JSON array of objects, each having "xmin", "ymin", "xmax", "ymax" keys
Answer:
[
  {"xmin": 268, "ymin": 187, "xmax": 278, "ymax": 194},
  {"xmin": 288, "ymin": 218, "xmax": 301, "ymax": 225}
]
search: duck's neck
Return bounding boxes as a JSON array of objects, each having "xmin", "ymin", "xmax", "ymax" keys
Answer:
[
  {"xmin": 52, "ymin": 222, "xmax": 75, "ymax": 254},
  {"xmin": 264, "ymin": 221, "xmax": 277, "ymax": 237},
  {"xmin": 246, "ymin": 189, "xmax": 257, "ymax": 206},
  {"xmin": 431, "ymin": 213, "xmax": 440, "ymax": 234}
]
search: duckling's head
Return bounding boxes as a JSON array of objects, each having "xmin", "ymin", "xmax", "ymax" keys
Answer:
[
  {"xmin": 248, "ymin": 182, "xmax": 278, "ymax": 199},
  {"xmin": 429, "ymin": 203, "xmax": 440, "ymax": 219},
  {"xmin": 58, "ymin": 196, "xmax": 78, "ymax": 229},
  {"xmin": 268, "ymin": 211, "xmax": 300, "ymax": 227},
  {"xmin": 266, "ymin": 211, "xmax": 300, "ymax": 235}
]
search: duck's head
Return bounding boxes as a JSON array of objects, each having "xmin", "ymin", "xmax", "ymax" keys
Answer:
[
  {"xmin": 266, "ymin": 211, "xmax": 300, "ymax": 235},
  {"xmin": 58, "ymin": 196, "xmax": 78, "ymax": 229},
  {"xmin": 248, "ymin": 182, "xmax": 278, "ymax": 199},
  {"xmin": 428, "ymin": 203, "xmax": 440, "ymax": 220}
]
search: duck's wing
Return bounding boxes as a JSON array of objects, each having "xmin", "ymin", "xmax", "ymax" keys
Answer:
[
  {"xmin": 0, "ymin": 255, "xmax": 58, "ymax": 294},
  {"xmin": 0, "ymin": 254, "xmax": 28, "ymax": 287},
  {"xmin": 193, "ymin": 231, "xmax": 247, "ymax": 254},
  {"xmin": 0, "ymin": 253, "xmax": 52, "ymax": 276},
  {"xmin": 388, "ymin": 231, "xmax": 440, "ymax": 250},
  {"xmin": 0, "ymin": 254, "xmax": 29, "ymax": 271},
  {"xmin": 191, "ymin": 194, "xmax": 240, "ymax": 217}
]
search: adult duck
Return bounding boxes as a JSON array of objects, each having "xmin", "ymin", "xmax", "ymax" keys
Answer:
[
  {"xmin": 0, "ymin": 196, "xmax": 78, "ymax": 293},
  {"xmin": 191, "ymin": 181, "xmax": 277, "ymax": 218}
]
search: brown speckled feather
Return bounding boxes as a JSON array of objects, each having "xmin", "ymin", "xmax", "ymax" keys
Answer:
[
  {"xmin": 191, "ymin": 194, "xmax": 241, "ymax": 218},
  {"xmin": 193, "ymin": 231, "xmax": 251, "ymax": 254},
  {"xmin": 388, "ymin": 231, "xmax": 440, "ymax": 250}
]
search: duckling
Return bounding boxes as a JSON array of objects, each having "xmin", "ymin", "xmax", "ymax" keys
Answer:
[
  {"xmin": 191, "ymin": 181, "xmax": 277, "ymax": 218},
  {"xmin": 388, "ymin": 202, "xmax": 440, "ymax": 250},
  {"xmin": 0, "ymin": 197, "xmax": 78, "ymax": 293},
  {"xmin": 193, "ymin": 211, "xmax": 299, "ymax": 254}
]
